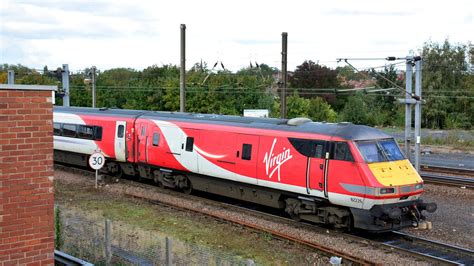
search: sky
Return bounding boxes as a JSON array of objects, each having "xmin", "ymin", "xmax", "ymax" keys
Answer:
[{"xmin": 0, "ymin": 0, "xmax": 472, "ymax": 73}]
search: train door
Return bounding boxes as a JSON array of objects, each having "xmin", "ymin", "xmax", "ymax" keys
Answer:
[
  {"xmin": 137, "ymin": 123, "xmax": 148, "ymax": 163},
  {"xmin": 115, "ymin": 121, "xmax": 127, "ymax": 162},
  {"xmin": 236, "ymin": 134, "xmax": 259, "ymax": 180},
  {"xmin": 147, "ymin": 128, "xmax": 164, "ymax": 166},
  {"xmin": 181, "ymin": 128, "xmax": 200, "ymax": 173},
  {"xmin": 307, "ymin": 140, "xmax": 329, "ymax": 197}
]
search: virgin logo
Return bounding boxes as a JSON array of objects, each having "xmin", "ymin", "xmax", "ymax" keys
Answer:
[{"xmin": 263, "ymin": 138, "xmax": 293, "ymax": 181}]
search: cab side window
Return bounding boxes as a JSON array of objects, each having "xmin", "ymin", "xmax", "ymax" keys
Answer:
[
  {"xmin": 333, "ymin": 142, "xmax": 354, "ymax": 162},
  {"xmin": 289, "ymin": 138, "xmax": 326, "ymax": 158}
]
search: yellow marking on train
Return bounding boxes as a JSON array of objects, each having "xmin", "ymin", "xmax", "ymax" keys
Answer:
[{"xmin": 367, "ymin": 159, "xmax": 422, "ymax": 186}]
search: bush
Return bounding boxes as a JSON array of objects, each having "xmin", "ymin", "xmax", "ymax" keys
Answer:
[
  {"xmin": 287, "ymin": 91, "xmax": 310, "ymax": 118},
  {"xmin": 339, "ymin": 94, "xmax": 368, "ymax": 124},
  {"xmin": 308, "ymin": 97, "xmax": 337, "ymax": 122}
]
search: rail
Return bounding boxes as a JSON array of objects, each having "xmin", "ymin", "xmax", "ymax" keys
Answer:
[
  {"xmin": 55, "ymin": 164, "xmax": 378, "ymax": 265},
  {"xmin": 57, "ymin": 163, "xmax": 472, "ymax": 265},
  {"xmin": 54, "ymin": 250, "xmax": 94, "ymax": 266},
  {"xmin": 421, "ymin": 165, "xmax": 474, "ymax": 178},
  {"xmin": 419, "ymin": 165, "xmax": 474, "ymax": 188},
  {"xmin": 420, "ymin": 173, "xmax": 474, "ymax": 188},
  {"xmin": 373, "ymin": 231, "xmax": 474, "ymax": 265}
]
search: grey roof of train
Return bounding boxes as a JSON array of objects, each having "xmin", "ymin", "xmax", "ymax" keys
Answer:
[{"xmin": 54, "ymin": 106, "xmax": 392, "ymax": 141}]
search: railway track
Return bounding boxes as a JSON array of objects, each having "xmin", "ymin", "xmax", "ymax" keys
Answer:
[
  {"xmin": 420, "ymin": 173, "xmax": 474, "ymax": 188},
  {"xmin": 55, "ymin": 164, "xmax": 379, "ymax": 265},
  {"xmin": 368, "ymin": 231, "xmax": 474, "ymax": 265},
  {"xmin": 56, "ymin": 164, "xmax": 474, "ymax": 265},
  {"xmin": 421, "ymin": 165, "xmax": 474, "ymax": 178},
  {"xmin": 54, "ymin": 250, "xmax": 93, "ymax": 266},
  {"xmin": 420, "ymin": 165, "xmax": 474, "ymax": 188}
]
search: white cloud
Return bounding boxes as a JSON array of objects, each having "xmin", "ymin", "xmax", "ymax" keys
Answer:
[{"xmin": 0, "ymin": 0, "xmax": 472, "ymax": 72}]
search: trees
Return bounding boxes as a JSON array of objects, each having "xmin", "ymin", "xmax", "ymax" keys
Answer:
[
  {"xmin": 339, "ymin": 93, "xmax": 369, "ymax": 125},
  {"xmin": 286, "ymin": 91, "xmax": 310, "ymax": 118},
  {"xmin": 2, "ymin": 39, "xmax": 472, "ymax": 129},
  {"xmin": 289, "ymin": 60, "xmax": 340, "ymax": 89},
  {"xmin": 422, "ymin": 39, "xmax": 472, "ymax": 129},
  {"xmin": 308, "ymin": 97, "xmax": 337, "ymax": 122}
]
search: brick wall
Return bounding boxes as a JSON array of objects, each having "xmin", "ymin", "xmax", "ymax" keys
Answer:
[{"xmin": 0, "ymin": 86, "xmax": 56, "ymax": 265}]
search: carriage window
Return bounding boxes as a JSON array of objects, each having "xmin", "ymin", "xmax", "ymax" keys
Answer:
[
  {"xmin": 141, "ymin": 125, "xmax": 147, "ymax": 136},
  {"xmin": 117, "ymin": 125, "xmax": 124, "ymax": 138},
  {"xmin": 53, "ymin": 123, "xmax": 61, "ymax": 136},
  {"xmin": 94, "ymin": 126, "xmax": 102, "ymax": 141},
  {"xmin": 62, "ymin": 124, "xmax": 77, "ymax": 137},
  {"xmin": 289, "ymin": 138, "xmax": 326, "ymax": 158},
  {"xmin": 78, "ymin": 125, "xmax": 94, "ymax": 139},
  {"xmin": 153, "ymin": 133, "xmax": 160, "ymax": 146},
  {"xmin": 333, "ymin": 142, "xmax": 354, "ymax": 162},
  {"xmin": 185, "ymin": 137, "xmax": 194, "ymax": 152},
  {"xmin": 242, "ymin": 144, "xmax": 252, "ymax": 160}
]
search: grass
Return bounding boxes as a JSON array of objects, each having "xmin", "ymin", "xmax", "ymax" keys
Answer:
[{"xmin": 55, "ymin": 180, "xmax": 314, "ymax": 265}]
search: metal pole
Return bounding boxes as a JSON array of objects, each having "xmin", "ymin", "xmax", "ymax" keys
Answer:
[
  {"xmin": 180, "ymin": 24, "xmax": 186, "ymax": 112},
  {"xmin": 280, "ymin": 32, "xmax": 288, "ymax": 119},
  {"xmin": 7, "ymin": 70, "xmax": 14, "ymax": 84},
  {"xmin": 414, "ymin": 59, "xmax": 422, "ymax": 172},
  {"xmin": 404, "ymin": 58, "xmax": 413, "ymax": 158},
  {"xmin": 95, "ymin": 169, "xmax": 98, "ymax": 189},
  {"xmin": 165, "ymin": 237, "xmax": 172, "ymax": 266},
  {"xmin": 62, "ymin": 64, "xmax": 70, "ymax": 106},
  {"xmin": 105, "ymin": 219, "xmax": 111, "ymax": 265},
  {"xmin": 92, "ymin": 66, "xmax": 96, "ymax": 108}
]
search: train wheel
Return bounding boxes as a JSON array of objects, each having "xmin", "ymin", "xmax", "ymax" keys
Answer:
[
  {"xmin": 289, "ymin": 212, "xmax": 301, "ymax": 222},
  {"xmin": 116, "ymin": 166, "xmax": 124, "ymax": 180},
  {"xmin": 153, "ymin": 176, "xmax": 164, "ymax": 188},
  {"xmin": 181, "ymin": 177, "xmax": 193, "ymax": 195}
]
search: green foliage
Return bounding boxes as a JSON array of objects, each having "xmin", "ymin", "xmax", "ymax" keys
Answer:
[
  {"xmin": 370, "ymin": 64, "xmax": 402, "ymax": 120},
  {"xmin": 55, "ymin": 206, "xmax": 63, "ymax": 250},
  {"xmin": 1, "ymin": 38, "xmax": 473, "ymax": 131},
  {"xmin": 339, "ymin": 93, "xmax": 369, "ymax": 124},
  {"xmin": 290, "ymin": 60, "xmax": 340, "ymax": 89},
  {"xmin": 308, "ymin": 97, "xmax": 337, "ymax": 122},
  {"xmin": 336, "ymin": 65, "xmax": 366, "ymax": 81},
  {"xmin": 422, "ymin": 39, "xmax": 471, "ymax": 129},
  {"xmin": 286, "ymin": 91, "xmax": 310, "ymax": 118}
]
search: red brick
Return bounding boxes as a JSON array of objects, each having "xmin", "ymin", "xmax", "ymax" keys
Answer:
[
  {"xmin": 17, "ymin": 132, "xmax": 31, "ymax": 138},
  {"xmin": 1, "ymin": 88, "xmax": 54, "ymax": 265},
  {"xmin": 2, "ymin": 144, "xmax": 17, "ymax": 151},
  {"xmin": 9, "ymin": 138, "xmax": 25, "ymax": 144},
  {"xmin": 7, "ymin": 91, "xmax": 24, "ymax": 97}
]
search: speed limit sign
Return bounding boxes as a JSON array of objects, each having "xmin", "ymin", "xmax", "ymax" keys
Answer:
[{"xmin": 89, "ymin": 152, "xmax": 105, "ymax": 170}]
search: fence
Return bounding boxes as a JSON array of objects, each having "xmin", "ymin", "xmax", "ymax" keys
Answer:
[{"xmin": 59, "ymin": 213, "xmax": 255, "ymax": 265}]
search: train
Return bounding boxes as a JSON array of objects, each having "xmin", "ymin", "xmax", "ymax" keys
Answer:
[{"xmin": 53, "ymin": 106, "xmax": 437, "ymax": 232}]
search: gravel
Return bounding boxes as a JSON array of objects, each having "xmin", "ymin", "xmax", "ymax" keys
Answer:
[
  {"xmin": 403, "ymin": 184, "xmax": 474, "ymax": 249},
  {"xmin": 55, "ymin": 168, "xmax": 432, "ymax": 265}
]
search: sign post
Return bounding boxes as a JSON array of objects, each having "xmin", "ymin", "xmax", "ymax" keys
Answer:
[{"xmin": 89, "ymin": 151, "xmax": 105, "ymax": 189}]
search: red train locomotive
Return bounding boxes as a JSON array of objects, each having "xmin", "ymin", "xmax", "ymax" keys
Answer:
[{"xmin": 53, "ymin": 106, "xmax": 436, "ymax": 231}]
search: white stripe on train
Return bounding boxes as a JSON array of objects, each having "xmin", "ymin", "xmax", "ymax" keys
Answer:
[
  {"xmin": 153, "ymin": 119, "xmax": 411, "ymax": 210},
  {"xmin": 53, "ymin": 112, "xmax": 110, "ymax": 157}
]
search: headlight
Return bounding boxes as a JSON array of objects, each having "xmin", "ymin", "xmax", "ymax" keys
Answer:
[
  {"xmin": 379, "ymin": 187, "xmax": 395, "ymax": 194},
  {"xmin": 414, "ymin": 183, "xmax": 423, "ymax": 190}
]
